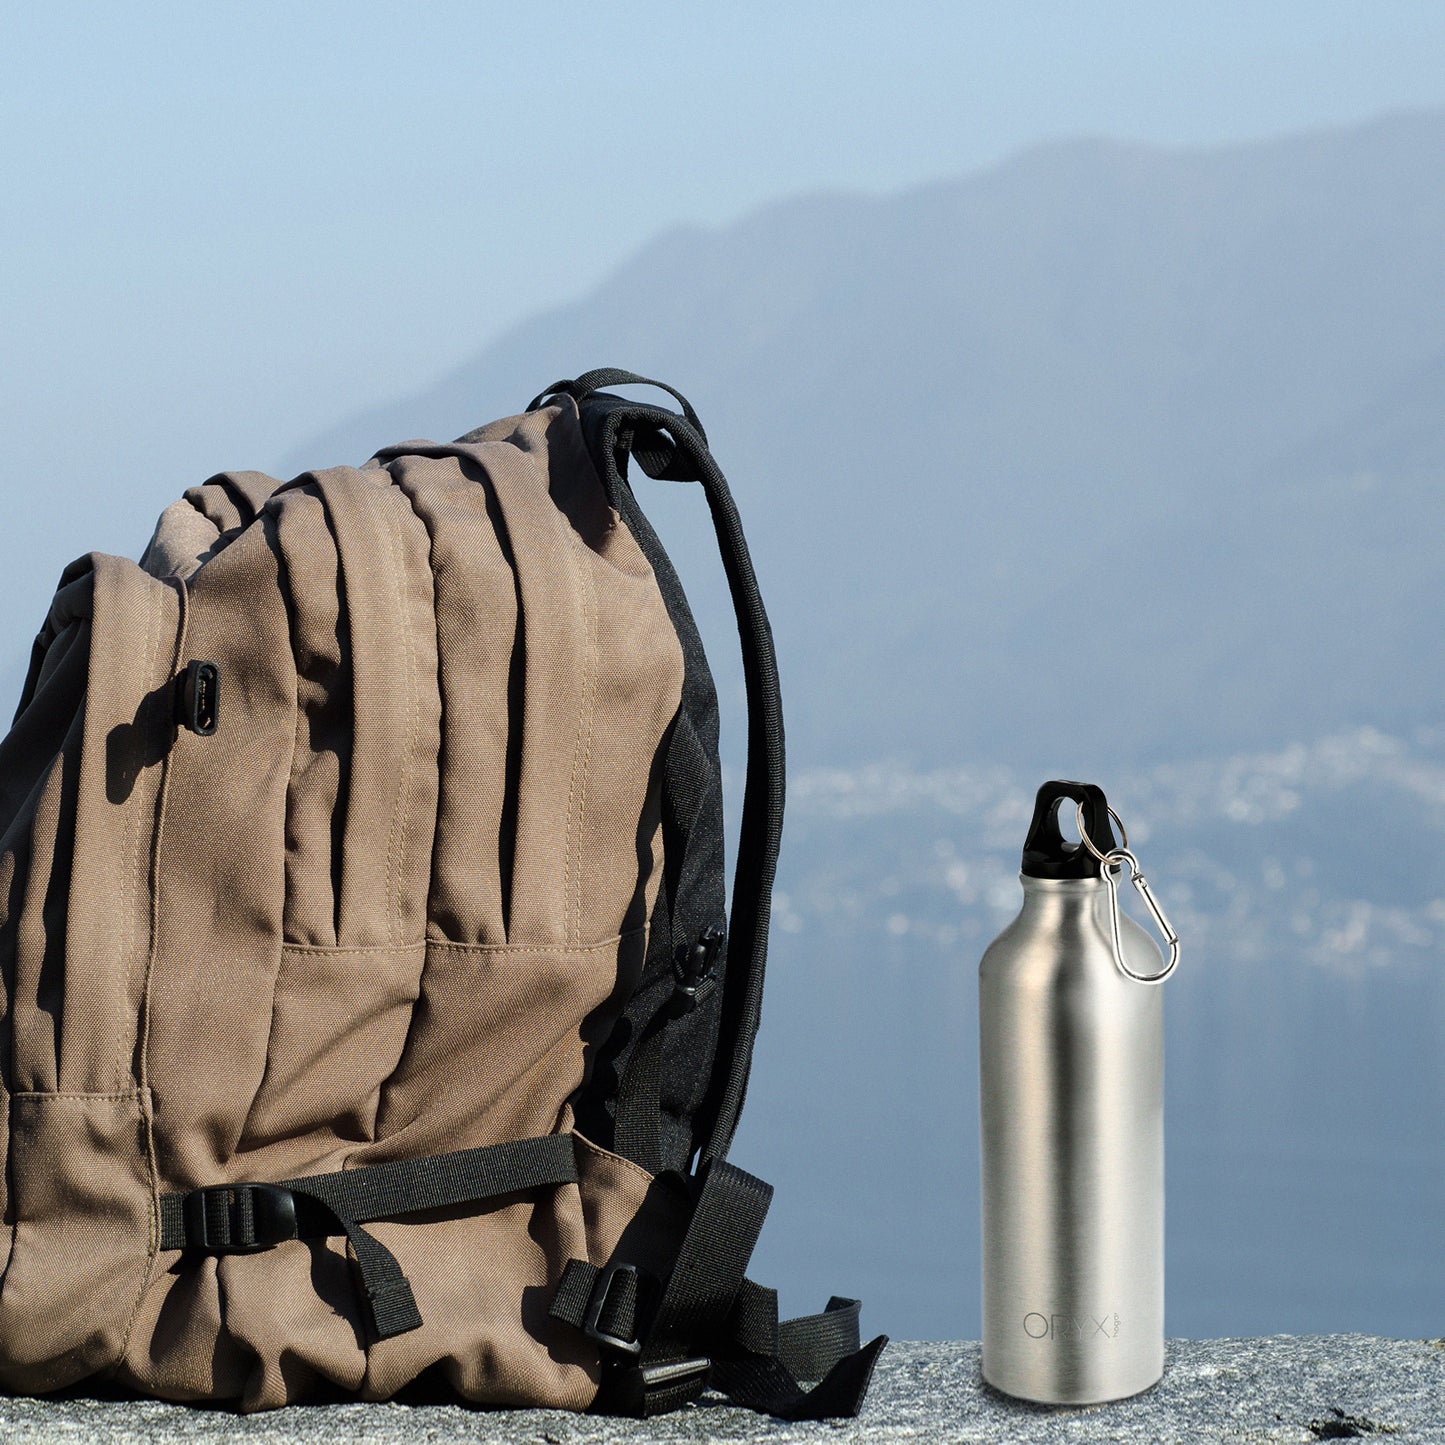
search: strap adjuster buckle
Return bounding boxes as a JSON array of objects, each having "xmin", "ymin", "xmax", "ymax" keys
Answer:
[
  {"xmin": 638, "ymin": 1356, "xmax": 712, "ymax": 1391},
  {"xmin": 609, "ymin": 1356, "xmax": 713, "ymax": 1417},
  {"xmin": 583, "ymin": 1262, "xmax": 646, "ymax": 1357},
  {"xmin": 182, "ymin": 1183, "xmax": 298, "ymax": 1254}
]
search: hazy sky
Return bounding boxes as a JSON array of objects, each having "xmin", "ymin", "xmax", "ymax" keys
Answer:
[
  {"xmin": 4, "ymin": 1, "xmax": 1445, "ymax": 674},
  {"xmin": 2, "ymin": 6, "xmax": 1442, "ymax": 1344}
]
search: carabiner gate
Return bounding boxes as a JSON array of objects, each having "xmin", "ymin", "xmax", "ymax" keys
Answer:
[{"xmin": 1099, "ymin": 847, "xmax": 1180, "ymax": 984}]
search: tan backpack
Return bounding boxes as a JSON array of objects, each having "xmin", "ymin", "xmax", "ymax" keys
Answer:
[{"xmin": 0, "ymin": 371, "xmax": 884, "ymax": 1419}]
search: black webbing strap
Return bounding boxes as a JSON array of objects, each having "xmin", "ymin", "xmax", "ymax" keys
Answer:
[
  {"xmin": 639, "ymin": 1159, "xmax": 772, "ymax": 1362},
  {"xmin": 528, "ymin": 371, "xmax": 784, "ymax": 1167},
  {"xmin": 728, "ymin": 1281, "xmax": 867, "ymax": 1382},
  {"xmin": 553, "ymin": 1268, "xmax": 865, "ymax": 1383},
  {"xmin": 658, "ymin": 1275, "xmax": 883, "ymax": 1422},
  {"xmin": 548, "ymin": 1158, "xmax": 768, "ymax": 1415},
  {"xmin": 529, "ymin": 370, "xmax": 708, "ymax": 446},
  {"xmin": 548, "ymin": 1158, "xmax": 886, "ymax": 1420},
  {"xmin": 611, "ymin": 1007, "xmax": 670, "ymax": 1171},
  {"xmin": 610, "ymin": 921, "xmax": 722, "ymax": 1172},
  {"xmin": 703, "ymin": 1277, "xmax": 885, "ymax": 1422},
  {"xmin": 596, "ymin": 476, "xmax": 726, "ymax": 1176},
  {"xmin": 782, "ymin": 1297, "xmax": 869, "ymax": 1380},
  {"xmin": 272, "ymin": 1134, "xmax": 580, "ymax": 1223},
  {"xmin": 159, "ymin": 1133, "xmax": 580, "ymax": 1341},
  {"xmin": 711, "ymin": 1334, "xmax": 890, "ymax": 1422}
]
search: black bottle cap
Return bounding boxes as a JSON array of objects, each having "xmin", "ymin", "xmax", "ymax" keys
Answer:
[{"xmin": 1021, "ymin": 780, "xmax": 1120, "ymax": 879}]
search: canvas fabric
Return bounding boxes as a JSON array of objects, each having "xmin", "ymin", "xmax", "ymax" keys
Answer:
[{"xmin": 0, "ymin": 400, "xmax": 690, "ymax": 1409}]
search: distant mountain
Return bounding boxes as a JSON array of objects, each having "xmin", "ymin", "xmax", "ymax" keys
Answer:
[
  {"xmin": 285, "ymin": 109, "xmax": 1445, "ymax": 772},
  {"xmin": 266, "ymin": 117, "xmax": 1445, "ymax": 1341},
  {"xmin": 6, "ymin": 115, "xmax": 1436, "ymax": 1343}
]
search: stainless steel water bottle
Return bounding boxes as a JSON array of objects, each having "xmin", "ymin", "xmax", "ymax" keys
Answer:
[{"xmin": 979, "ymin": 780, "xmax": 1179, "ymax": 1404}]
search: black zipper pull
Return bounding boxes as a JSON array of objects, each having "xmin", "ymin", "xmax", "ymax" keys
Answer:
[
  {"xmin": 671, "ymin": 926, "xmax": 725, "ymax": 1014},
  {"xmin": 175, "ymin": 661, "xmax": 221, "ymax": 736}
]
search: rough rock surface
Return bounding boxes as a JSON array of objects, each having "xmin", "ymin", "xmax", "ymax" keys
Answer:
[{"xmin": 1, "ymin": 1337, "xmax": 1441, "ymax": 1443}]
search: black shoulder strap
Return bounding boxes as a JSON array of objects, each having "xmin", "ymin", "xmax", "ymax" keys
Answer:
[
  {"xmin": 530, "ymin": 376, "xmax": 883, "ymax": 1422},
  {"xmin": 529, "ymin": 371, "xmax": 783, "ymax": 1166}
]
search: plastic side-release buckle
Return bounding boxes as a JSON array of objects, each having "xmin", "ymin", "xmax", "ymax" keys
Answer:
[
  {"xmin": 182, "ymin": 1182, "xmax": 298, "ymax": 1254},
  {"xmin": 583, "ymin": 1261, "xmax": 647, "ymax": 1356}
]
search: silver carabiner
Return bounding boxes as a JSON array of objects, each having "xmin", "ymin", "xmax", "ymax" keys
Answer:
[{"xmin": 1099, "ymin": 847, "xmax": 1180, "ymax": 984}]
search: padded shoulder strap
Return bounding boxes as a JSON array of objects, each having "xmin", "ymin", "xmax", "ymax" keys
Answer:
[{"xmin": 528, "ymin": 372, "xmax": 782, "ymax": 1165}]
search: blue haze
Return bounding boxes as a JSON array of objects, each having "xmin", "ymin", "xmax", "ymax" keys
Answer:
[
  {"xmin": 281, "ymin": 111, "xmax": 1445, "ymax": 1342},
  {"xmin": 4, "ymin": 8, "xmax": 1444, "ymax": 1347}
]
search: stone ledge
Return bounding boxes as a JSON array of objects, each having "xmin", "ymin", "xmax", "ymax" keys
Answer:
[{"xmin": 1, "ymin": 1337, "xmax": 1441, "ymax": 1443}]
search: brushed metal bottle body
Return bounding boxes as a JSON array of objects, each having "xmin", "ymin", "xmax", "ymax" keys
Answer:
[{"xmin": 979, "ymin": 874, "xmax": 1164, "ymax": 1403}]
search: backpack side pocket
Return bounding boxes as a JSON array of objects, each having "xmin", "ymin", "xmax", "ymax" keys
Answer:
[
  {"xmin": 0, "ymin": 1090, "xmax": 156, "ymax": 1392},
  {"xmin": 0, "ymin": 556, "xmax": 184, "ymax": 1388}
]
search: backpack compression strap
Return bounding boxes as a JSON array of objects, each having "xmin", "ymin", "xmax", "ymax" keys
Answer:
[
  {"xmin": 528, "ymin": 370, "xmax": 783, "ymax": 1167},
  {"xmin": 158, "ymin": 1133, "xmax": 580, "ymax": 1341}
]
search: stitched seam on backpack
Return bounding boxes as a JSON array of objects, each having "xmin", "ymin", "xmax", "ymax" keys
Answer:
[
  {"xmin": 397, "ymin": 462, "xmax": 450, "ymax": 962},
  {"xmin": 279, "ymin": 940, "xmax": 429, "ymax": 956},
  {"xmin": 424, "ymin": 925, "xmax": 646, "ymax": 957},
  {"xmin": 576, "ymin": 550, "xmax": 599, "ymax": 947},
  {"xmin": 563, "ymin": 529, "xmax": 599, "ymax": 947},
  {"xmin": 118, "ymin": 1087, "xmax": 162, "ymax": 1367},
  {"xmin": 9, "ymin": 1090, "xmax": 142, "ymax": 1102},
  {"xmin": 383, "ymin": 488, "xmax": 421, "ymax": 950},
  {"xmin": 562, "ymin": 566, "xmax": 585, "ymax": 947},
  {"xmin": 114, "ymin": 577, "xmax": 160, "ymax": 1091},
  {"xmin": 136, "ymin": 575, "xmax": 187, "ymax": 1103},
  {"xmin": 266, "ymin": 496, "xmax": 333, "ymax": 948},
  {"xmin": 571, "ymin": 1129, "xmax": 657, "ymax": 1188}
]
